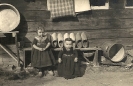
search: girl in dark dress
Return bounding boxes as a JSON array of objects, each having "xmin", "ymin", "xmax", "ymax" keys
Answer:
[
  {"xmin": 31, "ymin": 27, "xmax": 56, "ymax": 77},
  {"xmin": 57, "ymin": 38, "xmax": 81, "ymax": 79}
]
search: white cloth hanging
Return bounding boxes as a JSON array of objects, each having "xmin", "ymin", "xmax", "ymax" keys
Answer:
[
  {"xmin": 47, "ymin": 0, "xmax": 50, "ymax": 11},
  {"xmin": 74, "ymin": 0, "xmax": 91, "ymax": 13}
]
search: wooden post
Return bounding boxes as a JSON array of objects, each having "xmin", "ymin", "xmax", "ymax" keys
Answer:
[
  {"xmin": 93, "ymin": 49, "xmax": 100, "ymax": 67},
  {"xmin": 14, "ymin": 32, "xmax": 20, "ymax": 66}
]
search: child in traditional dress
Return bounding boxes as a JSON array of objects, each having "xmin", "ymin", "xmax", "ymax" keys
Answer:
[
  {"xmin": 31, "ymin": 27, "xmax": 56, "ymax": 77},
  {"xmin": 57, "ymin": 38, "xmax": 81, "ymax": 79}
]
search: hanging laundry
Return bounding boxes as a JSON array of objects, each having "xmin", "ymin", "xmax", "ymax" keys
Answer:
[
  {"xmin": 47, "ymin": 0, "xmax": 75, "ymax": 19},
  {"xmin": 74, "ymin": 0, "xmax": 91, "ymax": 13},
  {"xmin": 47, "ymin": 0, "xmax": 50, "ymax": 11}
]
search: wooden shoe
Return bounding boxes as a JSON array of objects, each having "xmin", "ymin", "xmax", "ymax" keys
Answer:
[
  {"xmin": 64, "ymin": 33, "xmax": 69, "ymax": 40},
  {"xmin": 81, "ymin": 32, "xmax": 89, "ymax": 48},
  {"xmin": 70, "ymin": 33, "xmax": 76, "ymax": 48},
  {"xmin": 76, "ymin": 33, "xmax": 82, "ymax": 48},
  {"xmin": 58, "ymin": 33, "xmax": 64, "ymax": 48},
  {"xmin": 51, "ymin": 33, "xmax": 57, "ymax": 48}
]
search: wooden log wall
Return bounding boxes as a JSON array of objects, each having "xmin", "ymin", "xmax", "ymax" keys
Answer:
[{"xmin": 0, "ymin": 0, "xmax": 133, "ymax": 54}]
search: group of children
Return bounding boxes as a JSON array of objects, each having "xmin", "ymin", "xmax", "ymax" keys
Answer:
[{"xmin": 31, "ymin": 27, "xmax": 81, "ymax": 79}]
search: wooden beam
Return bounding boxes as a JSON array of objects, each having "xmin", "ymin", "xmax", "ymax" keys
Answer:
[
  {"xmin": 23, "ymin": 47, "xmax": 101, "ymax": 51},
  {"xmin": 0, "ymin": 44, "xmax": 18, "ymax": 62}
]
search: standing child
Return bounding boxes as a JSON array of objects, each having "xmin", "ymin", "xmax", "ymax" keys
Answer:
[
  {"xmin": 31, "ymin": 27, "xmax": 55, "ymax": 77},
  {"xmin": 57, "ymin": 38, "xmax": 81, "ymax": 79}
]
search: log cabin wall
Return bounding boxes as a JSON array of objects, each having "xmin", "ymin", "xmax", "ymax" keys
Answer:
[{"xmin": 0, "ymin": 0, "xmax": 133, "ymax": 54}]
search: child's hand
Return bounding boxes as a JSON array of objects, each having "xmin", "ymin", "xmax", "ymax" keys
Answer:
[
  {"xmin": 58, "ymin": 58, "xmax": 62, "ymax": 63},
  {"xmin": 74, "ymin": 57, "xmax": 78, "ymax": 62},
  {"xmin": 42, "ymin": 48, "xmax": 46, "ymax": 51},
  {"xmin": 38, "ymin": 48, "xmax": 43, "ymax": 51},
  {"xmin": 38, "ymin": 48, "xmax": 42, "ymax": 51}
]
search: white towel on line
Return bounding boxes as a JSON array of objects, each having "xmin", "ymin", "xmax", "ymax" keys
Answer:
[
  {"xmin": 74, "ymin": 0, "xmax": 91, "ymax": 13},
  {"xmin": 47, "ymin": 0, "xmax": 50, "ymax": 11}
]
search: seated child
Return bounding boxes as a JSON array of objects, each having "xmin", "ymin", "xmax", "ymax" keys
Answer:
[{"xmin": 57, "ymin": 38, "xmax": 81, "ymax": 79}]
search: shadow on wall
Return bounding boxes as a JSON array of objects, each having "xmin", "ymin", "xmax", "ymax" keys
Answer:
[
  {"xmin": 52, "ymin": 10, "xmax": 92, "ymax": 22},
  {"xmin": 15, "ymin": 13, "xmax": 30, "ymax": 48},
  {"xmin": 52, "ymin": 16, "xmax": 79, "ymax": 22},
  {"xmin": 76, "ymin": 10, "xmax": 92, "ymax": 17},
  {"xmin": 24, "ymin": 0, "xmax": 35, "ymax": 2},
  {"xmin": 0, "ymin": 15, "xmax": 28, "ymax": 45}
]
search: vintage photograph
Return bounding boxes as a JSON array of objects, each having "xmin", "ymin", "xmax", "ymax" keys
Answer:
[{"xmin": 0, "ymin": 0, "xmax": 133, "ymax": 86}]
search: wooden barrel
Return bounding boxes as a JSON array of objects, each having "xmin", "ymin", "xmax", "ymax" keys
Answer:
[
  {"xmin": 101, "ymin": 42, "xmax": 125, "ymax": 62},
  {"xmin": 0, "ymin": 3, "xmax": 20, "ymax": 32}
]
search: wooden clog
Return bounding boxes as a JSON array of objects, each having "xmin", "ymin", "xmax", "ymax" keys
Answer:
[
  {"xmin": 51, "ymin": 33, "xmax": 57, "ymax": 48},
  {"xmin": 81, "ymin": 32, "xmax": 89, "ymax": 48},
  {"xmin": 64, "ymin": 33, "xmax": 69, "ymax": 41},
  {"xmin": 76, "ymin": 33, "xmax": 82, "ymax": 48},
  {"xmin": 57, "ymin": 33, "xmax": 64, "ymax": 48},
  {"xmin": 70, "ymin": 33, "xmax": 76, "ymax": 48}
]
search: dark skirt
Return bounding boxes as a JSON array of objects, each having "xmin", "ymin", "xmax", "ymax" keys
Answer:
[
  {"xmin": 57, "ymin": 56, "xmax": 81, "ymax": 79},
  {"xmin": 31, "ymin": 48, "xmax": 56, "ymax": 68}
]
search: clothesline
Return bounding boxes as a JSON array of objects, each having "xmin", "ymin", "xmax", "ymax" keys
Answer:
[{"xmin": 47, "ymin": 0, "xmax": 91, "ymax": 19}]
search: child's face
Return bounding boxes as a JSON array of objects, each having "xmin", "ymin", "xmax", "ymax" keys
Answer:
[
  {"xmin": 64, "ymin": 41, "xmax": 73, "ymax": 49},
  {"xmin": 37, "ymin": 29, "xmax": 44, "ymax": 37}
]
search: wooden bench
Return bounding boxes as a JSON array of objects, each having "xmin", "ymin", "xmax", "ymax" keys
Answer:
[{"xmin": 23, "ymin": 47, "xmax": 102, "ymax": 68}]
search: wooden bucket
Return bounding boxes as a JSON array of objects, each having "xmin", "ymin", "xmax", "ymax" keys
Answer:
[
  {"xmin": 0, "ymin": 3, "xmax": 20, "ymax": 32},
  {"xmin": 101, "ymin": 42, "xmax": 125, "ymax": 62}
]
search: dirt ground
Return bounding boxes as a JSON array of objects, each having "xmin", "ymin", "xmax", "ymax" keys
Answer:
[{"xmin": 0, "ymin": 64, "xmax": 133, "ymax": 86}]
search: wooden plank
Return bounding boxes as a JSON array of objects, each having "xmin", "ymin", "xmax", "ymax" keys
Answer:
[
  {"xmin": 17, "ymin": 9, "xmax": 133, "ymax": 22},
  {"xmin": 6, "ymin": 45, "xmax": 17, "ymax": 53},
  {"xmin": 109, "ymin": 0, "xmax": 125, "ymax": 9},
  {"xmin": 0, "ymin": 0, "xmax": 131, "ymax": 21},
  {"xmin": 18, "ymin": 18, "xmax": 133, "ymax": 32},
  {"xmin": 23, "ymin": 0, "xmax": 47, "ymax": 10},
  {"xmin": 78, "ymin": 18, "xmax": 133, "ymax": 29},
  {"xmin": 0, "ymin": 45, "xmax": 18, "ymax": 54},
  {"xmin": 23, "ymin": 38, "xmax": 133, "ymax": 50},
  {"xmin": 21, "ymin": 11, "xmax": 50, "ymax": 21},
  {"xmin": 0, "ymin": 0, "xmax": 47, "ymax": 11},
  {"xmin": 0, "ymin": 0, "xmax": 28, "ymax": 11},
  {"xmin": 19, "ymin": 28, "xmax": 133, "ymax": 42},
  {"xmin": 19, "ymin": 9, "xmax": 133, "ymax": 21},
  {"xmin": 78, "ymin": 9, "xmax": 133, "ymax": 19},
  {"xmin": 88, "ymin": 38, "xmax": 133, "ymax": 48},
  {"xmin": 0, "ymin": 31, "xmax": 19, "ymax": 33},
  {"xmin": 23, "ymin": 47, "xmax": 101, "ymax": 51},
  {"xmin": 0, "ymin": 44, "xmax": 18, "ymax": 62}
]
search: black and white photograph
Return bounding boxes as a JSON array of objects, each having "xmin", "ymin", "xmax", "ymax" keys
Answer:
[{"xmin": 0, "ymin": 0, "xmax": 133, "ymax": 86}]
